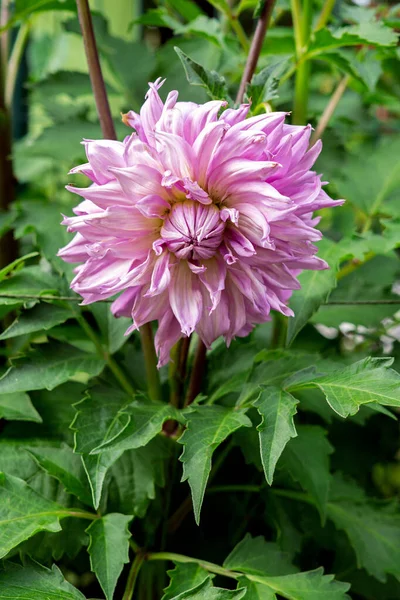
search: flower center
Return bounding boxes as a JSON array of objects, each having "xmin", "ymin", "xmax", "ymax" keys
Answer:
[{"xmin": 160, "ymin": 200, "xmax": 225, "ymax": 260}]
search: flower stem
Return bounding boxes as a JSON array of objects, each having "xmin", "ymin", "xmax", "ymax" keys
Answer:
[
  {"xmin": 0, "ymin": 0, "xmax": 10, "ymax": 73},
  {"xmin": 74, "ymin": 311, "xmax": 136, "ymax": 397},
  {"xmin": 184, "ymin": 339, "xmax": 207, "ymax": 407},
  {"xmin": 5, "ymin": 21, "xmax": 30, "ymax": 111},
  {"xmin": 76, "ymin": 0, "xmax": 116, "ymax": 140},
  {"xmin": 310, "ymin": 75, "xmax": 349, "ymax": 145},
  {"xmin": 230, "ymin": 16, "xmax": 249, "ymax": 52},
  {"xmin": 236, "ymin": 0, "xmax": 278, "ymax": 104},
  {"xmin": 122, "ymin": 553, "xmax": 145, "ymax": 600},
  {"xmin": 75, "ymin": 0, "xmax": 162, "ymax": 403},
  {"xmin": 169, "ymin": 336, "xmax": 190, "ymax": 407}
]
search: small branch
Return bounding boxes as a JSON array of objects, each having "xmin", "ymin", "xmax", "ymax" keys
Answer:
[
  {"xmin": 140, "ymin": 322, "xmax": 163, "ymax": 403},
  {"xmin": 315, "ymin": 0, "xmax": 336, "ymax": 31},
  {"xmin": 236, "ymin": 0, "xmax": 278, "ymax": 104},
  {"xmin": 310, "ymin": 75, "xmax": 349, "ymax": 145},
  {"xmin": 122, "ymin": 552, "xmax": 145, "ymax": 600},
  {"xmin": 0, "ymin": 293, "xmax": 399, "ymax": 306},
  {"xmin": 337, "ymin": 251, "xmax": 375, "ymax": 280},
  {"xmin": 5, "ymin": 21, "xmax": 30, "ymax": 111},
  {"xmin": 184, "ymin": 339, "xmax": 207, "ymax": 407},
  {"xmin": 74, "ymin": 311, "xmax": 136, "ymax": 397},
  {"xmin": 76, "ymin": 0, "xmax": 116, "ymax": 140},
  {"xmin": 147, "ymin": 551, "xmax": 240, "ymax": 580}
]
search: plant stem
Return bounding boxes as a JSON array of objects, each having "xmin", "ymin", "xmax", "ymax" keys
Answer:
[
  {"xmin": 0, "ymin": 42, "xmax": 18, "ymax": 269},
  {"xmin": 230, "ymin": 16, "xmax": 249, "ymax": 52},
  {"xmin": 236, "ymin": 0, "xmax": 278, "ymax": 103},
  {"xmin": 74, "ymin": 311, "xmax": 136, "ymax": 397},
  {"xmin": 60, "ymin": 509, "xmax": 99, "ymax": 520},
  {"xmin": 76, "ymin": 0, "xmax": 116, "ymax": 140},
  {"xmin": 0, "ymin": 0, "xmax": 10, "ymax": 74},
  {"xmin": 291, "ymin": 0, "xmax": 312, "ymax": 124},
  {"xmin": 5, "ymin": 21, "xmax": 30, "ymax": 111},
  {"xmin": 336, "ymin": 251, "xmax": 374, "ymax": 280},
  {"xmin": 271, "ymin": 488, "xmax": 315, "ymax": 505},
  {"xmin": 310, "ymin": 75, "xmax": 349, "ymax": 145},
  {"xmin": 315, "ymin": 0, "xmax": 336, "ymax": 31},
  {"xmin": 147, "ymin": 552, "xmax": 240, "ymax": 580},
  {"xmin": 75, "ymin": 0, "xmax": 162, "ymax": 403},
  {"xmin": 184, "ymin": 339, "xmax": 207, "ymax": 407},
  {"xmin": 169, "ymin": 337, "xmax": 190, "ymax": 407},
  {"xmin": 140, "ymin": 322, "xmax": 162, "ymax": 402},
  {"xmin": 122, "ymin": 553, "xmax": 145, "ymax": 600},
  {"xmin": 271, "ymin": 312, "xmax": 288, "ymax": 349},
  {"xmin": 208, "ymin": 484, "xmax": 263, "ymax": 494}
]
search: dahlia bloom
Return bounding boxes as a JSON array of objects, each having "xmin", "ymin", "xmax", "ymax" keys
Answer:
[{"xmin": 59, "ymin": 79, "xmax": 343, "ymax": 366}]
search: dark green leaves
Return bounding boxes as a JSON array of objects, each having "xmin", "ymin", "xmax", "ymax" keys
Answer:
[
  {"xmin": 170, "ymin": 579, "xmax": 246, "ymax": 599},
  {"xmin": 254, "ymin": 388, "xmax": 299, "ymax": 485},
  {"xmin": 291, "ymin": 358, "xmax": 400, "ymax": 417},
  {"xmin": 163, "ymin": 563, "xmax": 210, "ymax": 600},
  {"xmin": 0, "ymin": 303, "xmax": 72, "ymax": 340},
  {"xmin": 224, "ymin": 535, "xmax": 297, "ymax": 576},
  {"xmin": 0, "ymin": 561, "xmax": 85, "ymax": 599},
  {"xmin": 0, "ymin": 392, "xmax": 42, "ymax": 422},
  {"xmin": 179, "ymin": 406, "xmax": 252, "ymax": 524},
  {"xmin": 175, "ymin": 47, "xmax": 229, "ymax": 100},
  {"xmin": 0, "ymin": 342, "xmax": 105, "ymax": 394},
  {"xmin": 0, "ymin": 473, "xmax": 64, "ymax": 557},
  {"xmin": 87, "ymin": 513, "xmax": 132, "ymax": 600},
  {"xmin": 245, "ymin": 60, "xmax": 289, "ymax": 108}
]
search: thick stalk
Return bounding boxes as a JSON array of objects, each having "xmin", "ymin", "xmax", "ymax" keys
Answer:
[
  {"xmin": 0, "ymin": 43, "xmax": 18, "ymax": 269},
  {"xmin": 5, "ymin": 21, "xmax": 29, "ymax": 111},
  {"xmin": 236, "ymin": 0, "xmax": 278, "ymax": 104},
  {"xmin": 75, "ymin": 0, "xmax": 161, "ymax": 402},
  {"xmin": 291, "ymin": 0, "xmax": 312, "ymax": 125},
  {"xmin": 184, "ymin": 339, "xmax": 207, "ymax": 407},
  {"xmin": 169, "ymin": 336, "xmax": 190, "ymax": 407},
  {"xmin": 0, "ymin": 0, "xmax": 10, "ymax": 73}
]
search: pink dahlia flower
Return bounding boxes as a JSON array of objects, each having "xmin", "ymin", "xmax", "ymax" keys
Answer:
[{"xmin": 59, "ymin": 78, "xmax": 343, "ymax": 366}]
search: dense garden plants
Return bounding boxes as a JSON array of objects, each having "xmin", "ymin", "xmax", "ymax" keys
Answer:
[{"xmin": 0, "ymin": 0, "xmax": 400, "ymax": 598}]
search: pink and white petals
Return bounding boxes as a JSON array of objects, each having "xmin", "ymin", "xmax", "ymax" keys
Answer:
[{"xmin": 59, "ymin": 79, "xmax": 343, "ymax": 367}]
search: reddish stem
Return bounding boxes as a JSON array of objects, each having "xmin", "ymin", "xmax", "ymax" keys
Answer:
[
  {"xmin": 185, "ymin": 340, "xmax": 207, "ymax": 407},
  {"xmin": 235, "ymin": 0, "xmax": 278, "ymax": 104}
]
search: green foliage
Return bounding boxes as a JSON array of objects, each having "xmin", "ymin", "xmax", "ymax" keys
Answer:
[
  {"xmin": 86, "ymin": 514, "xmax": 132, "ymax": 600},
  {"xmin": 0, "ymin": 561, "xmax": 85, "ymax": 599},
  {"xmin": 174, "ymin": 47, "xmax": 230, "ymax": 100},
  {"xmin": 179, "ymin": 405, "xmax": 252, "ymax": 524}
]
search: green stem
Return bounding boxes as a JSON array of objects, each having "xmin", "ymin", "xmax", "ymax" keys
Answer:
[
  {"xmin": 271, "ymin": 312, "xmax": 288, "ymax": 349},
  {"xmin": 291, "ymin": 0, "xmax": 312, "ymax": 124},
  {"xmin": 336, "ymin": 251, "xmax": 374, "ymax": 280},
  {"xmin": 5, "ymin": 21, "xmax": 30, "ymax": 110},
  {"xmin": 271, "ymin": 488, "xmax": 315, "ymax": 505},
  {"xmin": 315, "ymin": 0, "xmax": 336, "ymax": 31},
  {"xmin": 59, "ymin": 509, "xmax": 99, "ymax": 520},
  {"xmin": 129, "ymin": 538, "xmax": 141, "ymax": 554},
  {"xmin": 290, "ymin": 0, "xmax": 303, "ymax": 56},
  {"xmin": 140, "ymin": 322, "xmax": 162, "ymax": 403},
  {"xmin": 0, "ymin": 0, "xmax": 10, "ymax": 74},
  {"xmin": 122, "ymin": 553, "xmax": 145, "ymax": 600},
  {"xmin": 208, "ymin": 484, "xmax": 263, "ymax": 494},
  {"xmin": 310, "ymin": 75, "xmax": 349, "ymax": 145},
  {"xmin": 230, "ymin": 16, "xmax": 249, "ymax": 52},
  {"xmin": 292, "ymin": 60, "xmax": 310, "ymax": 124},
  {"xmin": 147, "ymin": 552, "xmax": 240, "ymax": 580},
  {"xmin": 74, "ymin": 312, "xmax": 136, "ymax": 397}
]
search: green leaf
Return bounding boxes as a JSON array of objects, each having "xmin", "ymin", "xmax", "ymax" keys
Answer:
[
  {"xmin": 0, "ymin": 252, "xmax": 39, "ymax": 282},
  {"xmin": 286, "ymin": 239, "xmax": 340, "ymax": 345},
  {"xmin": 327, "ymin": 477, "xmax": 400, "ymax": 581},
  {"xmin": 245, "ymin": 60, "xmax": 289, "ymax": 108},
  {"xmin": 28, "ymin": 444, "xmax": 92, "ymax": 506},
  {"xmin": 307, "ymin": 24, "xmax": 398, "ymax": 59},
  {"xmin": 82, "ymin": 451, "xmax": 123, "ymax": 511},
  {"xmin": 170, "ymin": 578, "xmax": 246, "ymax": 599},
  {"xmin": 291, "ymin": 357, "xmax": 400, "ymax": 417},
  {"xmin": 237, "ymin": 576, "xmax": 276, "ymax": 599},
  {"xmin": 0, "ymin": 392, "xmax": 42, "ymax": 422},
  {"xmin": 0, "ymin": 0, "xmax": 76, "ymax": 33},
  {"xmin": 0, "ymin": 303, "xmax": 72, "ymax": 340},
  {"xmin": 0, "ymin": 342, "xmax": 105, "ymax": 394},
  {"xmin": 0, "ymin": 561, "xmax": 85, "ymax": 599},
  {"xmin": 163, "ymin": 562, "xmax": 210, "ymax": 600},
  {"xmin": 86, "ymin": 513, "xmax": 132, "ymax": 600},
  {"xmin": 90, "ymin": 303, "xmax": 132, "ymax": 354},
  {"xmin": 254, "ymin": 388, "xmax": 299, "ymax": 485},
  {"xmin": 109, "ymin": 438, "xmax": 172, "ymax": 518},
  {"xmin": 72, "ymin": 385, "xmax": 132, "ymax": 455},
  {"xmin": 0, "ymin": 473, "xmax": 65, "ymax": 557},
  {"xmin": 334, "ymin": 137, "xmax": 400, "ymax": 218},
  {"xmin": 240, "ymin": 568, "xmax": 350, "ymax": 600},
  {"xmin": 179, "ymin": 405, "xmax": 251, "ymax": 524},
  {"xmin": 224, "ymin": 534, "xmax": 297, "ymax": 576},
  {"xmin": 280, "ymin": 426, "xmax": 333, "ymax": 519},
  {"xmin": 0, "ymin": 266, "xmax": 64, "ymax": 306},
  {"xmin": 91, "ymin": 402, "xmax": 183, "ymax": 454},
  {"xmin": 174, "ymin": 47, "xmax": 229, "ymax": 100}
]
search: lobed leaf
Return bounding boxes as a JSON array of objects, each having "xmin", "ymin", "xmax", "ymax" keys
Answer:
[
  {"xmin": 179, "ymin": 405, "xmax": 252, "ymax": 524},
  {"xmin": 162, "ymin": 562, "xmax": 210, "ymax": 600},
  {"xmin": 174, "ymin": 47, "xmax": 229, "ymax": 100},
  {"xmin": 0, "ymin": 561, "xmax": 85, "ymax": 599},
  {"xmin": 0, "ymin": 392, "xmax": 42, "ymax": 423},
  {"xmin": 224, "ymin": 534, "xmax": 297, "ymax": 576},
  {"xmin": 86, "ymin": 513, "xmax": 132, "ymax": 600}
]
